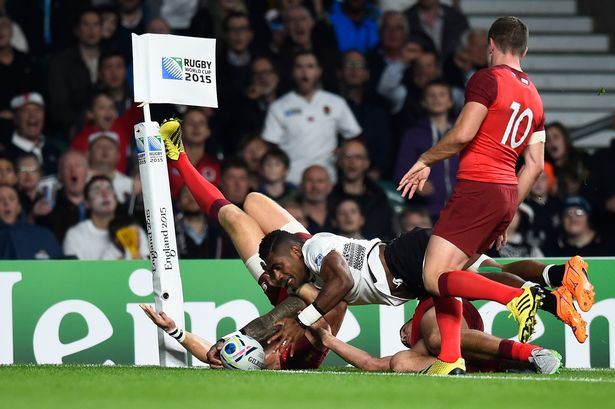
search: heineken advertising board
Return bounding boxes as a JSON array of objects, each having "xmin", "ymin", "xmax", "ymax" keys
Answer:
[{"xmin": 0, "ymin": 259, "xmax": 612, "ymax": 367}]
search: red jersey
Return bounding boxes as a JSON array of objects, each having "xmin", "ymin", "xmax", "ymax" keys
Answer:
[{"xmin": 457, "ymin": 65, "xmax": 545, "ymax": 185}]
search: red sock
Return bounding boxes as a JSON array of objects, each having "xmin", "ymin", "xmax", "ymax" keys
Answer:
[
  {"xmin": 438, "ymin": 270, "xmax": 523, "ymax": 305},
  {"xmin": 174, "ymin": 152, "xmax": 230, "ymax": 221},
  {"xmin": 433, "ymin": 296, "xmax": 463, "ymax": 363},
  {"xmin": 498, "ymin": 339, "xmax": 539, "ymax": 362}
]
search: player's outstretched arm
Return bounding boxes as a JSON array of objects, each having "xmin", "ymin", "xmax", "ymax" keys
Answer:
[
  {"xmin": 398, "ymin": 102, "xmax": 487, "ymax": 198},
  {"xmin": 312, "ymin": 326, "xmax": 392, "ymax": 371},
  {"xmin": 139, "ymin": 304, "xmax": 213, "ymax": 364}
]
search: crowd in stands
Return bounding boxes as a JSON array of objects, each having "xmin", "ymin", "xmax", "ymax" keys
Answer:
[{"xmin": 0, "ymin": 0, "xmax": 613, "ymax": 260}]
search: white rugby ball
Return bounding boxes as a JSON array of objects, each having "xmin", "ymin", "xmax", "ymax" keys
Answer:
[{"xmin": 220, "ymin": 333, "xmax": 265, "ymax": 370}]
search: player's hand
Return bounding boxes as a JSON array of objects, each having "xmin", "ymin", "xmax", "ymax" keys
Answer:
[
  {"xmin": 268, "ymin": 317, "xmax": 305, "ymax": 357},
  {"xmin": 495, "ymin": 232, "xmax": 508, "ymax": 251},
  {"xmin": 307, "ymin": 324, "xmax": 332, "ymax": 350},
  {"xmin": 206, "ymin": 340, "xmax": 225, "ymax": 369},
  {"xmin": 397, "ymin": 160, "xmax": 431, "ymax": 199},
  {"xmin": 139, "ymin": 304, "xmax": 176, "ymax": 332}
]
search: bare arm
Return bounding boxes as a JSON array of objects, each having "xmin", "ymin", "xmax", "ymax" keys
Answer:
[
  {"xmin": 316, "ymin": 327, "xmax": 392, "ymax": 371},
  {"xmin": 516, "ymin": 142, "xmax": 545, "ymax": 206},
  {"xmin": 311, "ymin": 251, "xmax": 354, "ymax": 313},
  {"xmin": 418, "ymin": 102, "xmax": 488, "ymax": 166},
  {"xmin": 241, "ymin": 296, "xmax": 306, "ymax": 343}
]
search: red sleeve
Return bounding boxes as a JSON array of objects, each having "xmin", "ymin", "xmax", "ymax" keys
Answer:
[
  {"xmin": 465, "ymin": 69, "xmax": 498, "ymax": 107},
  {"xmin": 535, "ymin": 114, "xmax": 545, "ymax": 132}
]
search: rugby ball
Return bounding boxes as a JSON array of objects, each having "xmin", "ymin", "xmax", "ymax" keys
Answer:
[{"xmin": 220, "ymin": 333, "xmax": 265, "ymax": 370}]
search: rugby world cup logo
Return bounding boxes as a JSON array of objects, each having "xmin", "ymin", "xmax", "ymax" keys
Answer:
[
  {"xmin": 136, "ymin": 135, "xmax": 164, "ymax": 153},
  {"xmin": 162, "ymin": 57, "xmax": 184, "ymax": 80}
]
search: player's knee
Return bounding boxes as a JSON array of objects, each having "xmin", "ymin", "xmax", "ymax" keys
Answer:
[
  {"xmin": 219, "ymin": 204, "xmax": 243, "ymax": 226},
  {"xmin": 425, "ymin": 332, "xmax": 441, "ymax": 355},
  {"xmin": 244, "ymin": 192, "xmax": 266, "ymax": 213},
  {"xmin": 423, "ymin": 275, "xmax": 440, "ymax": 296}
]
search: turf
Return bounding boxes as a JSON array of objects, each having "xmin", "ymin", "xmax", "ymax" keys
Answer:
[{"xmin": 1, "ymin": 366, "xmax": 614, "ymax": 409}]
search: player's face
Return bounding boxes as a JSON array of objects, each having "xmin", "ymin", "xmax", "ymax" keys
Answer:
[
  {"xmin": 399, "ymin": 319, "xmax": 413, "ymax": 348},
  {"xmin": 422, "ymin": 84, "xmax": 453, "ymax": 115},
  {"xmin": 182, "ymin": 110, "xmax": 210, "ymax": 145},
  {"xmin": 264, "ymin": 246, "xmax": 307, "ymax": 289},
  {"xmin": 293, "ymin": 55, "xmax": 321, "ymax": 94}
]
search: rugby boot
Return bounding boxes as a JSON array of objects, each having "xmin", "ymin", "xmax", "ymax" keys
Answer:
[
  {"xmin": 506, "ymin": 286, "xmax": 544, "ymax": 343},
  {"xmin": 159, "ymin": 118, "xmax": 184, "ymax": 160},
  {"xmin": 562, "ymin": 256, "xmax": 594, "ymax": 312},
  {"xmin": 552, "ymin": 286, "xmax": 588, "ymax": 343},
  {"xmin": 529, "ymin": 348, "xmax": 562, "ymax": 374},
  {"xmin": 419, "ymin": 358, "xmax": 466, "ymax": 375}
]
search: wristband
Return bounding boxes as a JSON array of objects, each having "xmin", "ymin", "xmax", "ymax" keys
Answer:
[
  {"xmin": 166, "ymin": 327, "xmax": 186, "ymax": 343},
  {"xmin": 296, "ymin": 303, "xmax": 323, "ymax": 328}
]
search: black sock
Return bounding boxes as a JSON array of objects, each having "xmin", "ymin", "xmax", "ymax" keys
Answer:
[
  {"xmin": 541, "ymin": 291, "xmax": 558, "ymax": 318},
  {"xmin": 547, "ymin": 264, "xmax": 566, "ymax": 287}
]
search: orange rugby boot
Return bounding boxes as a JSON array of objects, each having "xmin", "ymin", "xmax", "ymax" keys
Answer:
[
  {"xmin": 553, "ymin": 286, "xmax": 587, "ymax": 343},
  {"xmin": 562, "ymin": 256, "xmax": 594, "ymax": 312}
]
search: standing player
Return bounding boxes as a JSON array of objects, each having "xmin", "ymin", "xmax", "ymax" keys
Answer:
[{"xmin": 397, "ymin": 16, "xmax": 593, "ymax": 374}]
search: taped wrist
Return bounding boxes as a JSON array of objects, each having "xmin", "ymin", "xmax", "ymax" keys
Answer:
[
  {"xmin": 296, "ymin": 303, "xmax": 324, "ymax": 328},
  {"xmin": 166, "ymin": 327, "xmax": 186, "ymax": 343}
]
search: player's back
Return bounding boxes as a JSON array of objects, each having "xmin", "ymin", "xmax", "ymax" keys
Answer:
[{"xmin": 458, "ymin": 65, "xmax": 545, "ymax": 185}]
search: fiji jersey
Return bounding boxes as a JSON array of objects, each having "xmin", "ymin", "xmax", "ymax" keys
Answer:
[
  {"xmin": 458, "ymin": 65, "xmax": 545, "ymax": 185},
  {"xmin": 302, "ymin": 233, "xmax": 409, "ymax": 306}
]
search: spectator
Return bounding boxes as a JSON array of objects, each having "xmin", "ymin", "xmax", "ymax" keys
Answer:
[
  {"xmin": 281, "ymin": 198, "xmax": 309, "ymax": 230},
  {"xmin": 394, "ymin": 80, "xmax": 457, "ymax": 220},
  {"xmin": 97, "ymin": 51, "xmax": 132, "ymax": 116},
  {"xmin": 332, "ymin": 197, "xmax": 365, "ymax": 239},
  {"xmin": 99, "ymin": 4, "xmax": 120, "ymax": 45},
  {"xmin": 545, "ymin": 122, "xmax": 591, "ymax": 198},
  {"xmin": 488, "ymin": 203, "xmax": 543, "ymax": 258},
  {"xmin": 398, "ymin": 204, "xmax": 432, "ymax": 232},
  {"xmin": 525, "ymin": 164, "xmax": 562, "ymax": 247},
  {"xmin": 298, "ymin": 165, "xmax": 334, "ymax": 234},
  {"xmin": 0, "ymin": 14, "xmax": 43, "ymax": 143},
  {"xmin": 208, "ymin": 0, "xmax": 248, "ymax": 40},
  {"xmin": 218, "ymin": 12, "xmax": 256, "ymax": 105},
  {"xmin": 257, "ymin": 147, "xmax": 297, "ymax": 203},
  {"xmin": 542, "ymin": 196, "xmax": 613, "ymax": 257},
  {"xmin": 115, "ymin": 0, "xmax": 150, "ymax": 62},
  {"xmin": 217, "ymin": 56, "xmax": 284, "ymax": 155},
  {"xmin": 0, "ymin": 184, "xmax": 62, "ymax": 259},
  {"xmin": 47, "ymin": 8, "xmax": 102, "ymax": 135},
  {"xmin": 238, "ymin": 133, "xmax": 270, "ymax": 189},
  {"xmin": 158, "ymin": 0, "xmax": 199, "ymax": 34},
  {"xmin": 404, "ymin": 0, "xmax": 469, "ymax": 61},
  {"xmin": 329, "ymin": 0, "xmax": 380, "ymax": 53},
  {"xmin": 175, "ymin": 187, "xmax": 219, "ymax": 259},
  {"xmin": 6, "ymin": 93, "xmax": 59, "ymax": 176},
  {"xmin": 0, "ymin": 152, "xmax": 16, "ymax": 186},
  {"xmin": 71, "ymin": 91, "xmax": 141, "ymax": 174},
  {"xmin": 146, "ymin": 16, "xmax": 172, "ymax": 34},
  {"xmin": 278, "ymin": 5, "xmax": 341, "ymax": 91},
  {"xmin": 87, "ymin": 132, "xmax": 132, "ymax": 204},
  {"xmin": 339, "ymin": 50, "xmax": 392, "ymax": 179},
  {"xmin": 63, "ymin": 175, "xmax": 146, "ymax": 259},
  {"xmin": 0, "ymin": 1, "xmax": 28, "ymax": 52},
  {"xmin": 15, "ymin": 153, "xmax": 42, "ymax": 219},
  {"xmin": 443, "ymin": 28, "xmax": 488, "ymax": 89},
  {"xmin": 219, "ymin": 157, "xmax": 251, "ymax": 207},
  {"xmin": 263, "ymin": 50, "xmax": 361, "ymax": 184},
  {"xmin": 107, "ymin": 215, "xmax": 148, "ymax": 259},
  {"xmin": 169, "ymin": 108, "xmax": 220, "ymax": 201},
  {"xmin": 37, "ymin": 150, "xmax": 88, "ymax": 242},
  {"xmin": 329, "ymin": 139, "xmax": 394, "ymax": 239}
]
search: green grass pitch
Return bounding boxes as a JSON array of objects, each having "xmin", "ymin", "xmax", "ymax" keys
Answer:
[{"xmin": 1, "ymin": 366, "xmax": 614, "ymax": 409}]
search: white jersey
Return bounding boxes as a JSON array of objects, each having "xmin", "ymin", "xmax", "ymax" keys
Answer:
[{"xmin": 302, "ymin": 233, "xmax": 409, "ymax": 306}]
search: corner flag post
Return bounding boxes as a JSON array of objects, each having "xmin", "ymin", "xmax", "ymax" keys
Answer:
[{"xmin": 132, "ymin": 33, "xmax": 217, "ymax": 367}]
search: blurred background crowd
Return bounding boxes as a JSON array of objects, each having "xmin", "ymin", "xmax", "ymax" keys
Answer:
[{"xmin": 0, "ymin": 0, "xmax": 613, "ymax": 260}]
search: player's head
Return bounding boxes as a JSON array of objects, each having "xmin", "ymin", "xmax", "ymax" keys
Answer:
[
  {"xmin": 487, "ymin": 16, "xmax": 528, "ymax": 63},
  {"xmin": 259, "ymin": 229, "xmax": 308, "ymax": 289},
  {"xmin": 399, "ymin": 319, "xmax": 413, "ymax": 348}
]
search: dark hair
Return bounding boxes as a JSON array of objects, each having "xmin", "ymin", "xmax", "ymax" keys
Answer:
[
  {"xmin": 98, "ymin": 50, "xmax": 126, "ymax": 70},
  {"xmin": 334, "ymin": 197, "xmax": 364, "ymax": 215},
  {"xmin": 88, "ymin": 90, "xmax": 114, "ymax": 110},
  {"xmin": 84, "ymin": 174, "xmax": 113, "ymax": 201},
  {"xmin": 399, "ymin": 204, "xmax": 429, "ymax": 222},
  {"xmin": 15, "ymin": 153, "xmax": 40, "ymax": 168},
  {"xmin": 488, "ymin": 16, "xmax": 528, "ymax": 56},
  {"xmin": 75, "ymin": 7, "xmax": 101, "ymax": 28},
  {"xmin": 292, "ymin": 49, "xmax": 320, "ymax": 67},
  {"xmin": 423, "ymin": 79, "xmax": 453, "ymax": 99},
  {"xmin": 221, "ymin": 156, "xmax": 249, "ymax": 175},
  {"xmin": 258, "ymin": 229, "xmax": 302, "ymax": 261},
  {"xmin": 222, "ymin": 11, "xmax": 251, "ymax": 33},
  {"xmin": 261, "ymin": 147, "xmax": 290, "ymax": 169},
  {"xmin": 0, "ymin": 152, "xmax": 15, "ymax": 167}
]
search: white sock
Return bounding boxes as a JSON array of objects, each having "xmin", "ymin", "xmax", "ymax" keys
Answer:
[
  {"xmin": 542, "ymin": 265, "xmax": 555, "ymax": 288},
  {"xmin": 280, "ymin": 220, "xmax": 309, "ymax": 234},
  {"xmin": 245, "ymin": 253, "xmax": 265, "ymax": 282}
]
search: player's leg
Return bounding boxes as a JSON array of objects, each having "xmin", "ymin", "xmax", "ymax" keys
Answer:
[{"xmin": 244, "ymin": 192, "xmax": 308, "ymax": 235}]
